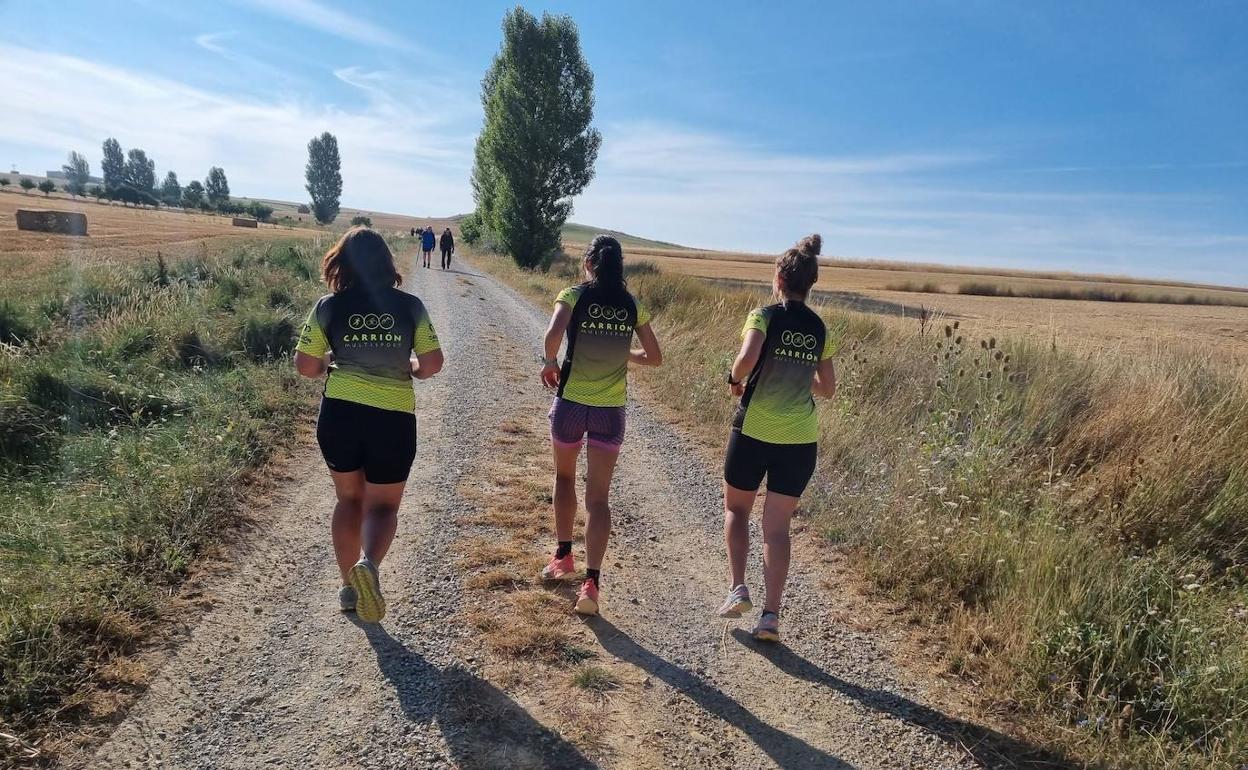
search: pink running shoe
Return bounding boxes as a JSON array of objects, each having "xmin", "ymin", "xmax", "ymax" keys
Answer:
[
  {"xmin": 574, "ymin": 579, "xmax": 600, "ymax": 616},
  {"xmin": 542, "ymin": 552, "xmax": 575, "ymax": 581},
  {"xmin": 752, "ymin": 611, "xmax": 780, "ymax": 642},
  {"xmin": 717, "ymin": 585, "xmax": 753, "ymax": 618}
]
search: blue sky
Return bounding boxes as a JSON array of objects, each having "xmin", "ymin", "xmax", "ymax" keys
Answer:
[{"xmin": 1, "ymin": 1, "xmax": 1245, "ymax": 284}]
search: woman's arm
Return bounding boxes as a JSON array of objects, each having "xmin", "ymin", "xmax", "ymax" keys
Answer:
[
  {"xmin": 411, "ymin": 349, "xmax": 444, "ymax": 380},
  {"xmin": 812, "ymin": 358, "xmax": 837, "ymax": 398},
  {"xmin": 729, "ymin": 329, "xmax": 765, "ymax": 396},
  {"xmin": 294, "ymin": 350, "xmax": 328, "ymax": 378},
  {"xmin": 629, "ymin": 323, "xmax": 663, "ymax": 367},
  {"xmin": 541, "ymin": 302, "xmax": 573, "ymax": 388}
]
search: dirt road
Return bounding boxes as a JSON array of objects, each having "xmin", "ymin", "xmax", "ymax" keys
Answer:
[{"xmin": 78, "ymin": 252, "xmax": 1064, "ymax": 769}]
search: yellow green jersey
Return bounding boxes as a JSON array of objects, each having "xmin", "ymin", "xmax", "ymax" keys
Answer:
[
  {"xmin": 555, "ymin": 284, "xmax": 651, "ymax": 408},
  {"xmin": 295, "ymin": 287, "xmax": 440, "ymax": 413},
  {"xmin": 733, "ymin": 301, "xmax": 835, "ymax": 444}
]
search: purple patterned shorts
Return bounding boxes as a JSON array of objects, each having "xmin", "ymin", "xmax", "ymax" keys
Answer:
[{"xmin": 548, "ymin": 397, "xmax": 626, "ymax": 452}]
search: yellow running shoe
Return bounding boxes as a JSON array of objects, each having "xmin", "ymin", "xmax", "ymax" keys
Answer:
[{"xmin": 348, "ymin": 558, "xmax": 386, "ymax": 623}]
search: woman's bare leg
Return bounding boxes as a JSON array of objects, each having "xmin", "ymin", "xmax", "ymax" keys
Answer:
[
  {"xmin": 361, "ymin": 480, "xmax": 406, "ymax": 565},
  {"xmin": 583, "ymin": 445, "xmax": 620, "ymax": 572},
  {"xmin": 760, "ymin": 491, "xmax": 800, "ymax": 613},
  {"xmin": 329, "ymin": 470, "xmax": 366, "ymax": 583},
  {"xmin": 723, "ymin": 483, "xmax": 756, "ymax": 587},
  {"xmin": 551, "ymin": 442, "xmax": 581, "ymax": 545}
]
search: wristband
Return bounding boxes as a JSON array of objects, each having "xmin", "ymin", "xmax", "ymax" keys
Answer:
[{"xmin": 726, "ymin": 371, "xmax": 741, "ymax": 386}]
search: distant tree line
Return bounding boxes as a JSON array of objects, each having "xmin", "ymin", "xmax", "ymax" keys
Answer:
[{"xmin": 5, "ymin": 130, "xmax": 345, "ymax": 227}]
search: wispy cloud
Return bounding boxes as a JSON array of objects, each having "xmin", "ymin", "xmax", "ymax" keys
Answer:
[
  {"xmin": 228, "ymin": 0, "xmax": 407, "ymax": 49},
  {"xmin": 0, "ymin": 44, "xmax": 475, "ymax": 214},
  {"xmin": 1013, "ymin": 160, "xmax": 1248, "ymax": 174}
]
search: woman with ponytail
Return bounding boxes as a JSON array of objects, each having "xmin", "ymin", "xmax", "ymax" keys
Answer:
[
  {"xmin": 716, "ymin": 234, "xmax": 837, "ymax": 642},
  {"xmin": 538, "ymin": 235, "xmax": 663, "ymax": 615},
  {"xmin": 293, "ymin": 226, "xmax": 444, "ymax": 623}
]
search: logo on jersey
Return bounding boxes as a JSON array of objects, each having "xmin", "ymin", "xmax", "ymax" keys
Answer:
[
  {"xmin": 580, "ymin": 303, "xmax": 633, "ymax": 336},
  {"xmin": 781, "ymin": 330, "xmax": 817, "ymax": 349},
  {"xmin": 587, "ymin": 304, "xmax": 629, "ymax": 321},
  {"xmin": 348, "ymin": 313, "xmax": 395, "ymax": 331},
  {"xmin": 775, "ymin": 329, "xmax": 819, "ymax": 363}
]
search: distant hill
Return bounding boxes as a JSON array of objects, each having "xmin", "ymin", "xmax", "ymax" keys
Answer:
[{"xmin": 560, "ymin": 222, "xmax": 691, "ymax": 251}]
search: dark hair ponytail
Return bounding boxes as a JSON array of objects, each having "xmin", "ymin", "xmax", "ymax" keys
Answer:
[{"xmin": 584, "ymin": 235, "xmax": 627, "ymax": 298}]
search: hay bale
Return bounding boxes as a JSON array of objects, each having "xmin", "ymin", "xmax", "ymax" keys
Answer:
[
  {"xmin": 15, "ymin": 209, "xmax": 88, "ymax": 236},
  {"xmin": 232, "ymin": 217, "xmax": 258, "ymax": 228}
]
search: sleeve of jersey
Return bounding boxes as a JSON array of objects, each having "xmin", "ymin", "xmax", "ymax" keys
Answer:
[
  {"xmin": 555, "ymin": 286, "xmax": 581, "ymax": 310},
  {"xmin": 412, "ymin": 307, "xmax": 440, "ymax": 355},
  {"xmin": 821, "ymin": 329, "xmax": 837, "ymax": 361},
  {"xmin": 636, "ymin": 301, "xmax": 652, "ymax": 326},
  {"xmin": 295, "ymin": 301, "xmax": 329, "ymax": 357},
  {"xmin": 741, "ymin": 308, "xmax": 768, "ymax": 338}
]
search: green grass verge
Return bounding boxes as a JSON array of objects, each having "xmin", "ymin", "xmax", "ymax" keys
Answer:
[
  {"xmin": 0, "ymin": 239, "xmax": 325, "ymax": 755},
  {"xmin": 475, "ymin": 247, "xmax": 1248, "ymax": 769}
]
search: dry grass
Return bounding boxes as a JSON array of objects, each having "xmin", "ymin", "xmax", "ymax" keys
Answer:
[
  {"xmin": 452, "ymin": 413, "xmax": 620, "ymax": 757},
  {"xmin": 475, "ymin": 246, "xmax": 1248, "ymax": 770}
]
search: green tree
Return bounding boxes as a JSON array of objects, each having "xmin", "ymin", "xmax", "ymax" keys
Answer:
[
  {"xmin": 37, "ymin": 179, "xmax": 56, "ymax": 197},
  {"xmin": 182, "ymin": 180, "xmax": 205, "ymax": 209},
  {"xmin": 0, "ymin": 178, "xmax": 10, "ymax": 189},
  {"xmin": 123, "ymin": 149, "xmax": 156, "ymax": 200},
  {"xmin": 305, "ymin": 132, "xmax": 342, "ymax": 225},
  {"xmin": 247, "ymin": 200, "xmax": 274, "ymax": 222},
  {"xmin": 88, "ymin": 185, "xmax": 104, "ymax": 201},
  {"xmin": 471, "ymin": 7, "xmax": 601, "ymax": 269},
  {"xmin": 459, "ymin": 211, "xmax": 483, "ymax": 244},
  {"xmin": 350, "ymin": 215, "xmax": 372, "ymax": 227},
  {"xmin": 62, "ymin": 151, "xmax": 91, "ymax": 197},
  {"xmin": 19, "ymin": 178, "xmax": 35, "ymax": 194},
  {"xmin": 160, "ymin": 171, "xmax": 182, "ymax": 207},
  {"xmin": 205, "ymin": 167, "xmax": 230, "ymax": 208},
  {"xmin": 101, "ymin": 137, "xmax": 125, "ymax": 194}
]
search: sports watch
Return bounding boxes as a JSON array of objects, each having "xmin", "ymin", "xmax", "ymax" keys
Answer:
[{"xmin": 726, "ymin": 371, "xmax": 741, "ymax": 386}]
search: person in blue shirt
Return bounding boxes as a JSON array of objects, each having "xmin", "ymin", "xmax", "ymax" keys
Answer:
[{"xmin": 421, "ymin": 226, "xmax": 436, "ymax": 268}]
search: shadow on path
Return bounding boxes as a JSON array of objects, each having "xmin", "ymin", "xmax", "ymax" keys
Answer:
[
  {"xmin": 354, "ymin": 620, "xmax": 596, "ymax": 770},
  {"xmin": 730, "ymin": 629, "xmax": 1074, "ymax": 770},
  {"xmin": 586, "ymin": 617, "xmax": 855, "ymax": 769}
]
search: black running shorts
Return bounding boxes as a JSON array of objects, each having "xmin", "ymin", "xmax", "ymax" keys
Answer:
[
  {"xmin": 316, "ymin": 397, "xmax": 417, "ymax": 484},
  {"xmin": 723, "ymin": 429, "xmax": 817, "ymax": 498}
]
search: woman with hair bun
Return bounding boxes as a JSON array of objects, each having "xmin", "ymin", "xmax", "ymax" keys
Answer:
[
  {"xmin": 716, "ymin": 234, "xmax": 837, "ymax": 642},
  {"xmin": 538, "ymin": 235, "xmax": 663, "ymax": 616},
  {"xmin": 293, "ymin": 226, "xmax": 444, "ymax": 623}
]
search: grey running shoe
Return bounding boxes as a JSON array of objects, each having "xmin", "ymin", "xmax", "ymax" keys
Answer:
[
  {"xmin": 338, "ymin": 585, "xmax": 357, "ymax": 612},
  {"xmin": 752, "ymin": 611, "xmax": 780, "ymax": 642},
  {"xmin": 717, "ymin": 584, "xmax": 753, "ymax": 618},
  {"xmin": 348, "ymin": 558, "xmax": 386, "ymax": 623}
]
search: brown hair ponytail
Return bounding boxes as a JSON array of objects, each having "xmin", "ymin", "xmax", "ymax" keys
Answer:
[
  {"xmin": 321, "ymin": 226, "xmax": 403, "ymax": 292},
  {"xmin": 775, "ymin": 233, "xmax": 821, "ymax": 298}
]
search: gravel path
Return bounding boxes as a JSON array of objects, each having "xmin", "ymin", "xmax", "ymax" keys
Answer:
[{"xmin": 77, "ymin": 252, "xmax": 1061, "ymax": 770}]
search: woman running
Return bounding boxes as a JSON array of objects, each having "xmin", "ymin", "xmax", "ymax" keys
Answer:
[
  {"xmin": 294, "ymin": 226, "xmax": 444, "ymax": 623},
  {"xmin": 539, "ymin": 235, "xmax": 662, "ymax": 615},
  {"xmin": 717, "ymin": 234, "xmax": 836, "ymax": 642}
]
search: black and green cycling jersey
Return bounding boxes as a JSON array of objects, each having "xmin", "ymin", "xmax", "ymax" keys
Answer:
[
  {"xmin": 555, "ymin": 283, "xmax": 651, "ymax": 408},
  {"xmin": 733, "ymin": 301, "xmax": 835, "ymax": 444},
  {"xmin": 296, "ymin": 287, "xmax": 440, "ymax": 413}
]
